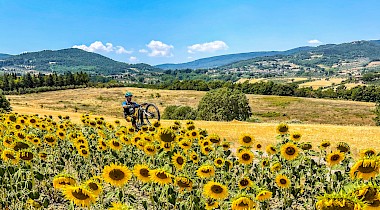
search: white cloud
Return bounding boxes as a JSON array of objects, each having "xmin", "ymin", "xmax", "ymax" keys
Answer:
[
  {"xmin": 139, "ymin": 49, "xmax": 148, "ymax": 53},
  {"xmin": 129, "ymin": 56, "xmax": 138, "ymax": 62},
  {"xmin": 73, "ymin": 41, "xmax": 132, "ymax": 54},
  {"xmin": 146, "ymin": 40, "xmax": 174, "ymax": 57},
  {"xmin": 115, "ymin": 46, "xmax": 132, "ymax": 54},
  {"xmin": 308, "ymin": 39, "xmax": 322, "ymax": 45},
  {"xmin": 187, "ymin": 41, "xmax": 228, "ymax": 53}
]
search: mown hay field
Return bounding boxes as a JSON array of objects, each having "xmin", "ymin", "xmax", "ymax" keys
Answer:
[{"xmin": 299, "ymin": 78, "xmax": 345, "ymax": 89}]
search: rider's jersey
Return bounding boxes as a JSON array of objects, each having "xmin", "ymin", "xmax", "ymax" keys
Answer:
[{"xmin": 122, "ymin": 101, "xmax": 140, "ymax": 115}]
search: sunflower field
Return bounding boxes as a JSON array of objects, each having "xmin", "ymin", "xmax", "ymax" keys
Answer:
[{"xmin": 1, "ymin": 113, "xmax": 380, "ymax": 210}]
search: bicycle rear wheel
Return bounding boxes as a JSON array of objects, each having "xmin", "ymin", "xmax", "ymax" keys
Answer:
[{"xmin": 145, "ymin": 103, "xmax": 160, "ymax": 125}]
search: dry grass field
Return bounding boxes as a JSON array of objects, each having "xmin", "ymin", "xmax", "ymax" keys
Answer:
[
  {"xmin": 8, "ymin": 87, "xmax": 376, "ymax": 125},
  {"xmin": 299, "ymin": 78, "xmax": 345, "ymax": 89},
  {"xmin": 7, "ymin": 87, "xmax": 380, "ymax": 156}
]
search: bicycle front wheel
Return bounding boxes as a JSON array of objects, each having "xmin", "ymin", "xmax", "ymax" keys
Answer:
[{"xmin": 145, "ymin": 104, "xmax": 160, "ymax": 125}]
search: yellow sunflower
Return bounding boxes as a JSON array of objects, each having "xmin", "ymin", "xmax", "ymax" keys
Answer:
[
  {"xmin": 31, "ymin": 137, "xmax": 41, "ymax": 146},
  {"xmin": 143, "ymin": 144, "xmax": 157, "ymax": 156},
  {"xmin": 161, "ymin": 141, "xmax": 172, "ymax": 151},
  {"xmin": 133, "ymin": 164, "xmax": 151, "ymax": 183},
  {"xmin": 360, "ymin": 148, "xmax": 376, "ymax": 158},
  {"xmin": 301, "ymin": 142, "xmax": 313, "ymax": 150},
  {"xmin": 336, "ymin": 142, "xmax": 350, "ymax": 153},
  {"xmin": 205, "ymin": 199, "xmax": 219, "ymax": 210},
  {"xmin": 150, "ymin": 169, "xmax": 172, "ymax": 185},
  {"xmin": 280, "ymin": 142, "xmax": 299, "ymax": 161},
  {"xmin": 261, "ymin": 158, "xmax": 270, "ymax": 168},
  {"xmin": 239, "ymin": 134, "xmax": 255, "ymax": 147},
  {"xmin": 1, "ymin": 149, "xmax": 19, "ymax": 164},
  {"xmin": 178, "ymin": 139, "xmax": 192, "ymax": 151},
  {"xmin": 98, "ymin": 139, "xmax": 107, "ymax": 151},
  {"xmin": 238, "ymin": 177, "xmax": 253, "ymax": 189},
  {"xmin": 221, "ymin": 141, "xmax": 231, "ymax": 151},
  {"xmin": 266, "ymin": 144, "xmax": 277, "ymax": 155},
  {"xmin": 56, "ymin": 129, "xmax": 66, "ymax": 140},
  {"xmin": 108, "ymin": 202, "xmax": 134, "ymax": 210},
  {"xmin": 44, "ymin": 134, "xmax": 58, "ymax": 146},
  {"xmin": 256, "ymin": 190, "xmax": 272, "ymax": 201},
  {"xmin": 172, "ymin": 152, "xmax": 186, "ymax": 170},
  {"xmin": 350, "ymin": 157, "xmax": 380, "ymax": 180},
  {"xmin": 201, "ymin": 146, "xmax": 214, "ymax": 156},
  {"xmin": 85, "ymin": 179, "xmax": 102, "ymax": 196},
  {"xmin": 237, "ymin": 150, "xmax": 254, "ymax": 165},
  {"xmin": 270, "ymin": 162, "xmax": 282, "ymax": 172},
  {"xmin": 78, "ymin": 148, "xmax": 90, "ymax": 158},
  {"xmin": 190, "ymin": 151, "xmax": 199, "ymax": 163},
  {"xmin": 255, "ymin": 142, "xmax": 263, "ymax": 150},
  {"xmin": 290, "ymin": 131, "xmax": 302, "ymax": 141},
  {"xmin": 275, "ymin": 174, "xmax": 291, "ymax": 189},
  {"xmin": 102, "ymin": 163, "xmax": 132, "ymax": 187},
  {"xmin": 12, "ymin": 140, "xmax": 31, "ymax": 151},
  {"xmin": 196, "ymin": 165, "xmax": 215, "ymax": 178},
  {"xmin": 320, "ymin": 140, "xmax": 331, "ymax": 149},
  {"xmin": 276, "ymin": 123, "xmax": 289, "ymax": 134},
  {"xmin": 326, "ymin": 151, "xmax": 345, "ymax": 167},
  {"xmin": 53, "ymin": 175, "xmax": 76, "ymax": 190},
  {"xmin": 208, "ymin": 134, "xmax": 221, "ymax": 144},
  {"xmin": 214, "ymin": 158, "xmax": 225, "ymax": 168},
  {"xmin": 3, "ymin": 136, "xmax": 15, "ymax": 148},
  {"xmin": 175, "ymin": 176, "xmax": 193, "ymax": 192},
  {"xmin": 203, "ymin": 181, "xmax": 229, "ymax": 200},
  {"xmin": 109, "ymin": 139, "xmax": 122, "ymax": 151},
  {"xmin": 158, "ymin": 128, "xmax": 176, "ymax": 143},
  {"xmin": 63, "ymin": 186, "xmax": 96, "ymax": 207},
  {"xmin": 231, "ymin": 196, "xmax": 256, "ymax": 210}
]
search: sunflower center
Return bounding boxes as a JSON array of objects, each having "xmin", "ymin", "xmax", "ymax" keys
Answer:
[
  {"xmin": 192, "ymin": 155, "xmax": 198, "ymax": 160},
  {"xmin": 366, "ymin": 151, "xmax": 375, "ymax": 156},
  {"xmin": 72, "ymin": 189, "xmax": 90, "ymax": 200},
  {"xmin": 278, "ymin": 126, "xmax": 288, "ymax": 133},
  {"xmin": 240, "ymin": 179, "xmax": 249, "ymax": 186},
  {"xmin": 242, "ymin": 153, "xmax": 251, "ymax": 160},
  {"xmin": 217, "ymin": 160, "xmax": 223, "ymax": 164},
  {"xmin": 322, "ymin": 143, "xmax": 330, "ymax": 147},
  {"xmin": 177, "ymin": 179, "xmax": 191, "ymax": 188},
  {"xmin": 205, "ymin": 147, "xmax": 211, "ymax": 152},
  {"xmin": 238, "ymin": 202, "xmax": 249, "ymax": 207},
  {"xmin": 176, "ymin": 157, "xmax": 184, "ymax": 165},
  {"xmin": 88, "ymin": 183, "xmax": 99, "ymax": 191},
  {"xmin": 201, "ymin": 169, "xmax": 211, "ymax": 173},
  {"xmin": 20, "ymin": 152, "xmax": 33, "ymax": 160},
  {"xmin": 211, "ymin": 185, "xmax": 223, "ymax": 194},
  {"xmin": 147, "ymin": 147, "xmax": 155, "ymax": 152},
  {"xmin": 13, "ymin": 142, "xmax": 30, "ymax": 151},
  {"xmin": 243, "ymin": 136, "xmax": 252, "ymax": 143},
  {"xmin": 280, "ymin": 179, "xmax": 287, "ymax": 184},
  {"xmin": 160, "ymin": 133, "xmax": 175, "ymax": 142},
  {"xmin": 358, "ymin": 165, "xmax": 376, "ymax": 173},
  {"xmin": 5, "ymin": 153, "xmax": 15, "ymax": 159},
  {"xmin": 81, "ymin": 150, "xmax": 88, "ymax": 155},
  {"xmin": 45, "ymin": 137, "xmax": 55, "ymax": 143},
  {"xmin": 140, "ymin": 169, "xmax": 149, "ymax": 177},
  {"xmin": 256, "ymin": 144, "xmax": 262, "ymax": 149},
  {"xmin": 285, "ymin": 147, "xmax": 295, "ymax": 155},
  {"xmin": 156, "ymin": 171, "xmax": 168, "ymax": 179},
  {"xmin": 191, "ymin": 132, "xmax": 197, "ymax": 136},
  {"xmin": 101, "ymin": 141, "xmax": 107, "ymax": 147},
  {"xmin": 331, "ymin": 154, "xmax": 340, "ymax": 161},
  {"xmin": 109, "ymin": 169, "xmax": 125, "ymax": 180}
]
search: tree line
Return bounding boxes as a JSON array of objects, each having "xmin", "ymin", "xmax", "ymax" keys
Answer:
[{"xmin": 0, "ymin": 72, "xmax": 89, "ymax": 93}]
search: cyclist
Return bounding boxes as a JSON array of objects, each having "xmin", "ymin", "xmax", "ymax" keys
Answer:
[{"xmin": 122, "ymin": 92, "xmax": 140, "ymax": 128}]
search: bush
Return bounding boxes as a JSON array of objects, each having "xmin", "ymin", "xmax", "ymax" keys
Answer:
[
  {"xmin": 162, "ymin": 105, "xmax": 197, "ymax": 120},
  {"xmin": 0, "ymin": 90, "xmax": 12, "ymax": 112},
  {"xmin": 197, "ymin": 87, "xmax": 251, "ymax": 121},
  {"xmin": 374, "ymin": 102, "xmax": 380, "ymax": 126}
]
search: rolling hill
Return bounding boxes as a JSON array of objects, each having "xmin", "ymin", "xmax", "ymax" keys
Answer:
[
  {"xmin": 0, "ymin": 53, "xmax": 11, "ymax": 59},
  {"xmin": 156, "ymin": 46, "xmax": 314, "ymax": 70},
  {"xmin": 0, "ymin": 48, "xmax": 160, "ymax": 75}
]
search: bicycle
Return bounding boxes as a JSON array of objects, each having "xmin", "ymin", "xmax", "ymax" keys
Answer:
[{"xmin": 134, "ymin": 103, "xmax": 160, "ymax": 129}]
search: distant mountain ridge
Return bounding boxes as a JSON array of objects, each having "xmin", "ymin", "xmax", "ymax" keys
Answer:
[
  {"xmin": 156, "ymin": 47, "xmax": 315, "ymax": 70},
  {"xmin": 0, "ymin": 53, "xmax": 12, "ymax": 59},
  {"xmin": 0, "ymin": 48, "xmax": 159, "ymax": 75}
]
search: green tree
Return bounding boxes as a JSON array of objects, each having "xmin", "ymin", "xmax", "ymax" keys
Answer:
[
  {"xmin": 0, "ymin": 90, "xmax": 12, "ymax": 112},
  {"xmin": 197, "ymin": 87, "xmax": 251, "ymax": 121},
  {"xmin": 374, "ymin": 102, "xmax": 380, "ymax": 126}
]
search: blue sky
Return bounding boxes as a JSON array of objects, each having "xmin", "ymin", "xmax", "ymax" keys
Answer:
[{"xmin": 0, "ymin": 0, "xmax": 379, "ymax": 65}]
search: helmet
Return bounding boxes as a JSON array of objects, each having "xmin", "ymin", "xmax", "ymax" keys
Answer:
[{"xmin": 125, "ymin": 92, "xmax": 133, "ymax": 97}]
